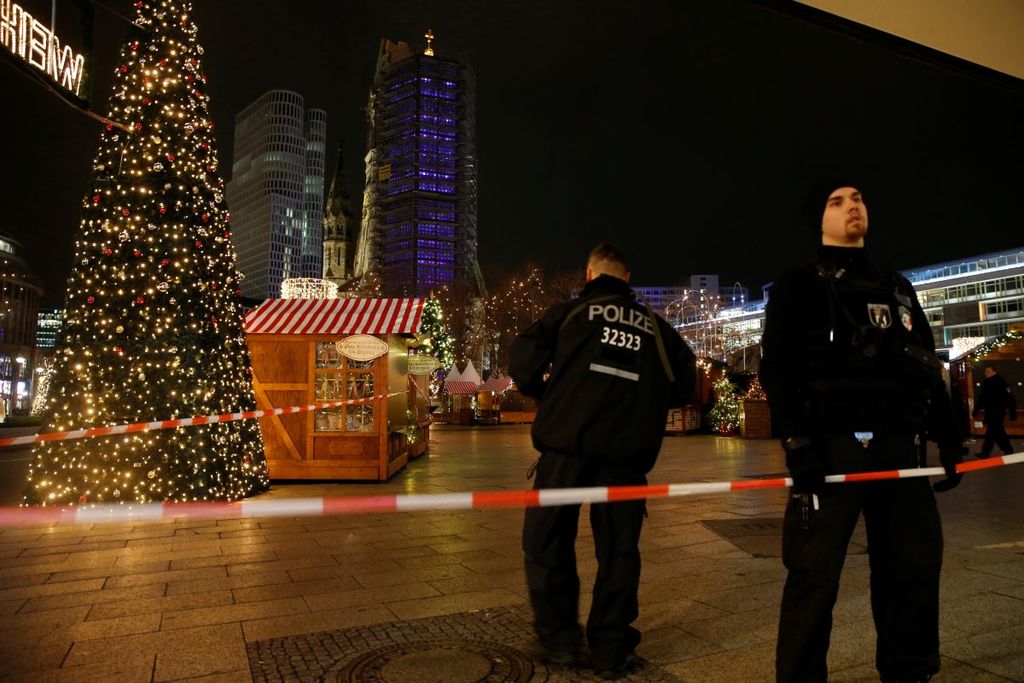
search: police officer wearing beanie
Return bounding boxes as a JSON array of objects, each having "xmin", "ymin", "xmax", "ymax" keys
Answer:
[
  {"xmin": 760, "ymin": 180, "xmax": 965, "ymax": 683},
  {"xmin": 509, "ymin": 244, "xmax": 696, "ymax": 680}
]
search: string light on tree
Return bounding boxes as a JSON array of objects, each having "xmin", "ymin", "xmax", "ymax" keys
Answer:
[{"xmin": 24, "ymin": 0, "xmax": 269, "ymax": 506}]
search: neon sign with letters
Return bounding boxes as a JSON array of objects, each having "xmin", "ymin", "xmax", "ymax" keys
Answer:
[{"xmin": 1, "ymin": 0, "xmax": 85, "ymax": 98}]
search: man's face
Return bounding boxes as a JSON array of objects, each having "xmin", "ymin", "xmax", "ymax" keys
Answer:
[
  {"xmin": 985, "ymin": 367, "xmax": 996, "ymax": 378},
  {"xmin": 821, "ymin": 186, "xmax": 868, "ymax": 246}
]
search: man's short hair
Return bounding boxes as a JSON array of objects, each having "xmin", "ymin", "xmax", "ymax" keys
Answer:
[
  {"xmin": 588, "ymin": 243, "xmax": 628, "ymax": 271},
  {"xmin": 984, "ymin": 364, "xmax": 997, "ymax": 372}
]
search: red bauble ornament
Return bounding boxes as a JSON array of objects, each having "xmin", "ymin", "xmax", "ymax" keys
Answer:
[
  {"xmin": 130, "ymin": 42, "xmax": 139, "ymax": 51},
  {"xmin": 166, "ymin": 153, "xmax": 175, "ymax": 162},
  {"xmin": 224, "ymin": 213, "xmax": 231, "ymax": 222},
  {"xmin": 195, "ymin": 240, "xmax": 203, "ymax": 249},
  {"xmin": 105, "ymin": 124, "xmax": 113, "ymax": 131},
  {"xmin": 86, "ymin": 296, "xmax": 95, "ymax": 304},
  {"xmin": 159, "ymin": 206, "xmax": 167, "ymax": 215},
  {"xmin": 235, "ymin": 288, "xmax": 242, "ymax": 296},
  {"xmin": 79, "ymin": 495, "xmax": 88, "ymax": 504},
  {"xmin": 134, "ymin": 1, "xmax": 142, "ymax": 7},
  {"xmin": 134, "ymin": 123, "xmax": 142, "ymax": 133},
  {"xmin": 210, "ymin": 316, "xmax": 218, "ymax": 324},
  {"xmin": 103, "ymin": 248, "xmax": 113, "ymax": 256},
  {"xmin": 114, "ymin": 346, "xmax": 123, "ymax": 355},
  {"xmin": 161, "ymin": 258, "xmax": 171, "ymax": 267},
  {"xmin": 136, "ymin": 297, "xmax": 145, "ymax": 304},
  {"xmin": 159, "ymin": 58, "xmax": 168, "ymax": 66},
  {"xmin": 193, "ymin": 90, "xmax": 202, "ymax": 99},
  {"xmin": 133, "ymin": 250, "xmax": 143, "ymax": 257},
  {"xmin": 210, "ymin": 282, "xmax": 218, "ymax": 290},
  {"xmin": 92, "ymin": 194, "xmax": 101, "ymax": 203},
  {"xmin": 201, "ymin": 214, "xmax": 209, "ymax": 222},
  {"xmin": 121, "ymin": 208, "xmax": 130, "ymax": 217},
  {"xmin": 119, "ymin": 65, "xmax": 128, "ymax": 74},
  {"xmin": 142, "ymin": 97, "xmax": 151, "ymax": 105}
]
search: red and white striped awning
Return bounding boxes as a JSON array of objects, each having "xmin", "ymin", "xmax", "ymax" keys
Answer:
[
  {"xmin": 479, "ymin": 375, "xmax": 514, "ymax": 393},
  {"xmin": 244, "ymin": 298, "xmax": 424, "ymax": 336},
  {"xmin": 445, "ymin": 381, "xmax": 481, "ymax": 395}
]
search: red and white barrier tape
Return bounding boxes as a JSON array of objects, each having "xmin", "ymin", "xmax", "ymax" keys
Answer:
[
  {"xmin": 0, "ymin": 393, "xmax": 402, "ymax": 449},
  {"xmin": 1, "ymin": 453, "xmax": 1019, "ymax": 527}
]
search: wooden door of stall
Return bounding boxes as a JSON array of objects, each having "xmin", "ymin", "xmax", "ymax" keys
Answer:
[{"xmin": 248, "ymin": 334, "xmax": 390, "ymax": 480}]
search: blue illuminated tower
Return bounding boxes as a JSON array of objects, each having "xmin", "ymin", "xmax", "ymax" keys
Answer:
[{"xmin": 355, "ymin": 33, "xmax": 481, "ymax": 297}]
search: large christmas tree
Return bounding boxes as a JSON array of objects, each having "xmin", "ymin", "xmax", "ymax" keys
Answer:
[{"xmin": 25, "ymin": 0, "xmax": 269, "ymax": 505}]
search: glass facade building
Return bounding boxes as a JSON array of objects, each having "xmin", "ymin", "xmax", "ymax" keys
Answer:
[
  {"xmin": 227, "ymin": 90, "xmax": 326, "ymax": 300},
  {"xmin": 356, "ymin": 39, "xmax": 480, "ymax": 297}
]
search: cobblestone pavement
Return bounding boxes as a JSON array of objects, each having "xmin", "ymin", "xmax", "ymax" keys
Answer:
[{"xmin": 0, "ymin": 426, "xmax": 1022, "ymax": 682}]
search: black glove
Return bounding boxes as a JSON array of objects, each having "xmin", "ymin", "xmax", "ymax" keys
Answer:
[
  {"xmin": 933, "ymin": 442, "xmax": 966, "ymax": 493},
  {"xmin": 783, "ymin": 438, "xmax": 826, "ymax": 495}
]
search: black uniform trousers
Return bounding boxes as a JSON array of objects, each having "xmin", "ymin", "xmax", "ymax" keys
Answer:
[
  {"xmin": 776, "ymin": 435, "xmax": 943, "ymax": 683},
  {"xmin": 522, "ymin": 451, "xmax": 646, "ymax": 670},
  {"xmin": 979, "ymin": 412, "xmax": 1014, "ymax": 456}
]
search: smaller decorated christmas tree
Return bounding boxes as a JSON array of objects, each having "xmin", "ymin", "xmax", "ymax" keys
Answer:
[{"xmin": 708, "ymin": 376, "xmax": 740, "ymax": 435}]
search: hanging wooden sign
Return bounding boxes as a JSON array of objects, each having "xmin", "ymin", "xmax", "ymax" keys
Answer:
[
  {"xmin": 408, "ymin": 355, "xmax": 442, "ymax": 375},
  {"xmin": 337, "ymin": 335, "xmax": 388, "ymax": 362}
]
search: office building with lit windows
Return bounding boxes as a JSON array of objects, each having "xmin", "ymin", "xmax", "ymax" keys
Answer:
[
  {"xmin": 0, "ymin": 233, "xmax": 42, "ymax": 414},
  {"xmin": 227, "ymin": 90, "xmax": 326, "ymax": 300},
  {"xmin": 35, "ymin": 308, "xmax": 62, "ymax": 349},
  {"xmin": 355, "ymin": 34, "xmax": 482, "ymax": 297}
]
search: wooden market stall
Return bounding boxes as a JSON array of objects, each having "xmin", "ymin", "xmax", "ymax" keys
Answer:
[
  {"xmin": 243, "ymin": 298, "xmax": 430, "ymax": 481},
  {"xmin": 949, "ymin": 330, "xmax": 1024, "ymax": 438},
  {"xmin": 441, "ymin": 361, "xmax": 481, "ymax": 425}
]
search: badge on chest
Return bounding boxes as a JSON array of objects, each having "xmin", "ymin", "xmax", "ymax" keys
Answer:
[{"xmin": 867, "ymin": 303, "xmax": 892, "ymax": 329}]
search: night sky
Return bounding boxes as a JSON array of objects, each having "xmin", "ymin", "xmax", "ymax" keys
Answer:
[{"xmin": 6, "ymin": 0, "xmax": 1024, "ymax": 307}]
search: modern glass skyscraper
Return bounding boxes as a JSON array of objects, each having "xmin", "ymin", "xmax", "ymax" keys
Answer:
[
  {"xmin": 355, "ymin": 35, "xmax": 482, "ymax": 297},
  {"xmin": 227, "ymin": 90, "xmax": 326, "ymax": 300}
]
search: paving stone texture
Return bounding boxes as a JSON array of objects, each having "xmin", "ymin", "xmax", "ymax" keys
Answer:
[{"xmin": 0, "ymin": 426, "xmax": 1021, "ymax": 682}]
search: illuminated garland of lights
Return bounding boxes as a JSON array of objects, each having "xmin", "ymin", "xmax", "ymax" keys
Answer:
[
  {"xmin": 708, "ymin": 376, "xmax": 740, "ymax": 435},
  {"xmin": 30, "ymin": 357, "xmax": 55, "ymax": 416},
  {"xmin": 24, "ymin": 0, "xmax": 268, "ymax": 506},
  {"xmin": 967, "ymin": 329, "xmax": 1024, "ymax": 362}
]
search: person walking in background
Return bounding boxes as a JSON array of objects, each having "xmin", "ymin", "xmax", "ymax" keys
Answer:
[
  {"xmin": 509, "ymin": 243, "xmax": 696, "ymax": 680},
  {"xmin": 973, "ymin": 364, "xmax": 1017, "ymax": 457}
]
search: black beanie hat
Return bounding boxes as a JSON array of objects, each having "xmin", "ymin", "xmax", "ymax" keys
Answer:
[{"xmin": 801, "ymin": 177, "xmax": 864, "ymax": 238}]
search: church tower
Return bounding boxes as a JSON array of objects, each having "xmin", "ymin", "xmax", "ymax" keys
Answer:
[{"xmin": 322, "ymin": 142, "xmax": 354, "ymax": 287}]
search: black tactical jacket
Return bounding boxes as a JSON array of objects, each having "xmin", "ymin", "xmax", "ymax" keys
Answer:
[
  {"xmin": 509, "ymin": 275, "xmax": 697, "ymax": 473},
  {"xmin": 760, "ymin": 246, "xmax": 959, "ymax": 445}
]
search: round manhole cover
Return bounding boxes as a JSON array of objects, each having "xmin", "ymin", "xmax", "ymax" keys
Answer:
[{"xmin": 331, "ymin": 639, "xmax": 535, "ymax": 682}]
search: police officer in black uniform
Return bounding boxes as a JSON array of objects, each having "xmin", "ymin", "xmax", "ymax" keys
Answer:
[
  {"xmin": 509, "ymin": 244, "xmax": 696, "ymax": 680},
  {"xmin": 760, "ymin": 180, "xmax": 965, "ymax": 683}
]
